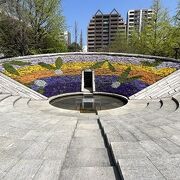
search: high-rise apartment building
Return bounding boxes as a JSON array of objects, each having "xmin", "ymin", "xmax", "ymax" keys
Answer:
[
  {"xmin": 127, "ymin": 9, "xmax": 154, "ymax": 37},
  {"xmin": 87, "ymin": 9, "xmax": 126, "ymax": 52}
]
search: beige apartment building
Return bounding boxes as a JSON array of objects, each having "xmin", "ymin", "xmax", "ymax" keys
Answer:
[{"xmin": 87, "ymin": 9, "xmax": 126, "ymax": 52}]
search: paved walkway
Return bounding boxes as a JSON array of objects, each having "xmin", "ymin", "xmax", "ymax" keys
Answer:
[
  {"xmin": 0, "ymin": 68, "xmax": 180, "ymax": 179},
  {"xmin": 0, "ymin": 94, "xmax": 119, "ymax": 180},
  {"xmin": 60, "ymin": 114, "xmax": 118, "ymax": 180}
]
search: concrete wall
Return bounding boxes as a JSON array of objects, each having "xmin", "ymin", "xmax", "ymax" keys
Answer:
[
  {"xmin": 0, "ymin": 52, "xmax": 179, "ymax": 62},
  {"xmin": 0, "ymin": 52, "xmax": 180, "ymax": 68}
]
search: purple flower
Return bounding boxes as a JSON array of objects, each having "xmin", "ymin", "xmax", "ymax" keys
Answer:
[
  {"xmin": 41, "ymin": 75, "xmax": 81, "ymax": 97},
  {"xmin": 95, "ymin": 75, "xmax": 149, "ymax": 97}
]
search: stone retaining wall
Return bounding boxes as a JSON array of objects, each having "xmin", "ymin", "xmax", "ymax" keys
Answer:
[
  {"xmin": 1, "ymin": 52, "xmax": 180, "ymax": 69},
  {"xmin": 0, "ymin": 52, "xmax": 179, "ymax": 62}
]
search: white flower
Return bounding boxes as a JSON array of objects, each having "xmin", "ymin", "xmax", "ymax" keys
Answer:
[
  {"xmin": 55, "ymin": 69, "xmax": 63, "ymax": 75},
  {"xmin": 34, "ymin": 80, "xmax": 47, "ymax": 88},
  {"xmin": 111, "ymin": 81, "xmax": 121, "ymax": 88},
  {"xmin": 0, "ymin": 66, "xmax": 5, "ymax": 72}
]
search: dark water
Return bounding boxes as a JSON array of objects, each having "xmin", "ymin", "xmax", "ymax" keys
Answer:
[{"xmin": 50, "ymin": 94, "xmax": 127, "ymax": 111}]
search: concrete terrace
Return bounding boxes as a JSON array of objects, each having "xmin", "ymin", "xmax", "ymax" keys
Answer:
[{"xmin": 0, "ymin": 53, "xmax": 180, "ymax": 180}]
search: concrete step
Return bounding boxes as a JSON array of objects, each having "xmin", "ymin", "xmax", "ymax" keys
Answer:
[
  {"xmin": 13, "ymin": 97, "xmax": 30, "ymax": 108},
  {"xmin": 60, "ymin": 115, "xmax": 119, "ymax": 179},
  {"xmin": 173, "ymin": 95, "xmax": 180, "ymax": 112},
  {"xmin": 160, "ymin": 98, "xmax": 178, "ymax": 112},
  {"xmin": 0, "ymin": 93, "xmax": 11, "ymax": 102},
  {"xmin": 70, "ymin": 136, "xmax": 105, "ymax": 148},
  {"xmin": 149, "ymin": 86, "xmax": 172, "ymax": 98},
  {"xmin": 63, "ymin": 148, "xmax": 111, "ymax": 168},
  {"xmin": 111, "ymin": 142, "xmax": 166, "ymax": 179},
  {"xmin": 117, "ymin": 158, "xmax": 165, "ymax": 180},
  {"xmin": 147, "ymin": 100, "xmax": 162, "ymax": 110},
  {"xmin": 76, "ymin": 122, "xmax": 99, "ymax": 130},
  {"xmin": 60, "ymin": 167, "xmax": 118, "ymax": 180},
  {"xmin": 29, "ymin": 100, "xmax": 80, "ymax": 117},
  {"xmin": 28, "ymin": 99, "xmax": 50, "ymax": 108},
  {"xmin": 0, "ymin": 95, "xmax": 20, "ymax": 106},
  {"xmin": 74, "ymin": 129, "xmax": 102, "ymax": 137},
  {"xmin": 111, "ymin": 142, "xmax": 148, "ymax": 161},
  {"xmin": 98, "ymin": 100, "xmax": 148, "ymax": 116}
]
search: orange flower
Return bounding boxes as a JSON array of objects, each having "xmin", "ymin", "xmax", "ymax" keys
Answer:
[{"xmin": 15, "ymin": 70, "xmax": 55, "ymax": 84}]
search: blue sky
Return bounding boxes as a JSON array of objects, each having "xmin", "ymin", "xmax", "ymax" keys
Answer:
[{"xmin": 62, "ymin": 0, "xmax": 178, "ymax": 46}]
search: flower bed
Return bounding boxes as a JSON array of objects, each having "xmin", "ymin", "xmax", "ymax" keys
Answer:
[
  {"xmin": 95, "ymin": 76, "xmax": 149, "ymax": 97},
  {"xmin": 0, "ymin": 55, "xmax": 179, "ymax": 98},
  {"xmin": 30, "ymin": 75, "xmax": 81, "ymax": 97}
]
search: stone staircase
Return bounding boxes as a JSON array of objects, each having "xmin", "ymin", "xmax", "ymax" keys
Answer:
[
  {"xmin": 0, "ymin": 93, "xmax": 77, "ymax": 180},
  {"xmin": 60, "ymin": 114, "xmax": 119, "ymax": 180},
  {"xmin": 1, "ymin": 90, "xmax": 180, "ymax": 179},
  {"xmin": 130, "ymin": 69, "xmax": 180, "ymax": 99},
  {"xmin": 0, "ymin": 72, "xmax": 47, "ymax": 100},
  {"xmin": 98, "ymin": 92, "xmax": 180, "ymax": 180}
]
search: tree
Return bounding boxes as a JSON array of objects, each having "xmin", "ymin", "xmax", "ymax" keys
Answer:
[
  {"xmin": 0, "ymin": 0, "xmax": 32, "ymax": 56},
  {"xmin": 171, "ymin": 1, "xmax": 180, "ymax": 59},
  {"xmin": 68, "ymin": 42, "xmax": 81, "ymax": 52},
  {"xmin": 0, "ymin": 0, "xmax": 66, "ymax": 57},
  {"xmin": 175, "ymin": 0, "xmax": 180, "ymax": 25},
  {"xmin": 26, "ymin": 0, "xmax": 65, "ymax": 49},
  {"xmin": 109, "ymin": 30, "xmax": 129, "ymax": 53},
  {"xmin": 129, "ymin": 0, "xmax": 173, "ymax": 57}
]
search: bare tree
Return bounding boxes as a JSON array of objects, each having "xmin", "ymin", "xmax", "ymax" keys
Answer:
[
  {"xmin": 80, "ymin": 30, "xmax": 83, "ymax": 51},
  {"xmin": 175, "ymin": 0, "xmax": 180, "ymax": 25},
  {"xmin": 74, "ymin": 21, "xmax": 78, "ymax": 51}
]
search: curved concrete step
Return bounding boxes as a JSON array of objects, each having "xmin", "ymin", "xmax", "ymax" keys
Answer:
[
  {"xmin": 172, "ymin": 93, "xmax": 180, "ymax": 112},
  {"xmin": 98, "ymin": 99, "xmax": 148, "ymax": 116},
  {"xmin": 159, "ymin": 98, "xmax": 178, "ymax": 112},
  {"xmin": 13, "ymin": 97, "xmax": 31, "ymax": 109},
  {"xmin": 0, "ymin": 93, "xmax": 11, "ymax": 102},
  {"xmin": 28, "ymin": 99, "xmax": 80, "ymax": 117},
  {"xmin": 0, "ymin": 95, "xmax": 21, "ymax": 113},
  {"xmin": 0, "ymin": 95, "xmax": 20, "ymax": 107},
  {"xmin": 146, "ymin": 100, "xmax": 162, "ymax": 110}
]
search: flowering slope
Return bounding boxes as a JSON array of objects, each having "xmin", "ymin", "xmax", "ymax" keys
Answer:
[{"xmin": 0, "ymin": 57, "xmax": 179, "ymax": 98}]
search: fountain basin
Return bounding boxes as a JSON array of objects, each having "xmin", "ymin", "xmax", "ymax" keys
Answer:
[{"xmin": 49, "ymin": 92, "xmax": 128, "ymax": 112}]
